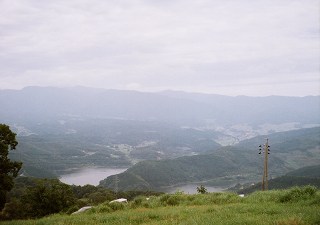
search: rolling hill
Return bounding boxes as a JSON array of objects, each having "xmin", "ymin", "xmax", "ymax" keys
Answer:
[
  {"xmin": 286, "ymin": 164, "xmax": 320, "ymax": 178},
  {"xmin": 230, "ymin": 164, "xmax": 320, "ymax": 194},
  {"xmin": 99, "ymin": 127, "xmax": 320, "ymax": 191}
]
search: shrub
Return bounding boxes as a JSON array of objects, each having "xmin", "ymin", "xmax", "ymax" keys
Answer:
[
  {"xmin": 187, "ymin": 195, "xmax": 196, "ymax": 201},
  {"xmin": 245, "ymin": 190, "xmax": 281, "ymax": 203},
  {"xmin": 134, "ymin": 197, "xmax": 143, "ymax": 205},
  {"xmin": 159, "ymin": 194, "xmax": 183, "ymax": 206},
  {"xmin": 97, "ymin": 205, "xmax": 113, "ymax": 213},
  {"xmin": 66, "ymin": 205, "xmax": 80, "ymax": 215},
  {"xmin": 159, "ymin": 194, "xmax": 170, "ymax": 205},
  {"xmin": 131, "ymin": 196, "xmax": 144, "ymax": 208},
  {"xmin": 166, "ymin": 195, "xmax": 181, "ymax": 206},
  {"xmin": 108, "ymin": 202, "xmax": 125, "ymax": 211},
  {"xmin": 208, "ymin": 192, "xmax": 241, "ymax": 204},
  {"xmin": 308, "ymin": 193, "xmax": 320, "ymax": 205},
  {"xmin": 279, "ymin": 186, "xmax": 317, "ymax": 203}
]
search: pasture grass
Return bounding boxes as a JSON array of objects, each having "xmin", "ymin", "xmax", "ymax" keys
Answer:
[{"xmin": 2, "ymin": 186, "xmax": 320, "ymax": 225}]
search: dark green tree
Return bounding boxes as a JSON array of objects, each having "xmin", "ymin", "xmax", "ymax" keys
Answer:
[
  {"xmin": 21, "ymin": 179, "xmax": 76, "ymax": 218},
  {"xmin": 196, "ymin": 185, "xmax": 207, "ymax": 194},
  {"xmin": 0, "ymin": 124, "xmax": 22, "ymax": 210}
]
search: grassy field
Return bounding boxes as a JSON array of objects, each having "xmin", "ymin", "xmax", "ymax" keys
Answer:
[{"xmin": 2, "ymin": 186, "xmax": 320, "ymax": 225}]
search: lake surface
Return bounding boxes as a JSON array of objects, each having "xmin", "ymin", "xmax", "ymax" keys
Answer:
[
  {"xmin": 60, "ymin": 168, "xmax": 226, "ymax": 193},
  {"xmin": 60, "ymin": 167, "xmax": 127, "ymax": 186}
]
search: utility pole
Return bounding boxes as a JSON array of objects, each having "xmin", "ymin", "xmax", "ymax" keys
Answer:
[{"xmin": 259, "ymin": 139, "xmax": 270, "ymax": 191}]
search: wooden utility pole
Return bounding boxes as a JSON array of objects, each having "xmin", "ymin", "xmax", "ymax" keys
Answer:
[{"xmin": 259, "ymin": 139, "xmax": 270, "ymax": 191}]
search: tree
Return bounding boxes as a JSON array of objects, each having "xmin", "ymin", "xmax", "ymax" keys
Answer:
[
  {"xmin": 21, "ymin": 179, "xmax": 76, "ymax": 218},
  {"xmin": 0, "ymin": 124, "xmax": 22, "ymax": 210},
  {"xmin": 196, "ymin": 185, "xmax": 207, "ymax": 194}
]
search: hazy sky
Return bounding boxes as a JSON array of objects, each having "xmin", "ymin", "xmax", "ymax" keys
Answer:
[{"xmin": 0, "ymin": 0, "xmax": 319, "ymax": 96}]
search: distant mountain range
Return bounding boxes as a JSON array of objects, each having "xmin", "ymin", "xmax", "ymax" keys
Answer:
[
  {"xmin": 1, "ymin": 87, "xmax": 319, "ymax": 181},
  {"xmin": 1, "ymin": 86, "xmax": 319, "ymax": 126}
]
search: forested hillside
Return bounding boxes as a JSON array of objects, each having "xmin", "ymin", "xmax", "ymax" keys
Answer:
[
  {"xmin": 100, "ymin": 127, "xmax": 320, "ymax": 191},
  {"xmin": 229, "ymin": 164, "xmax": 320, "ymax": 194},
  {"xmin": 286, "ymin": 164, "xmax": 320, "ymax": 178},
  {"xmin": 9, "ymin": 120, "xmax": 222, "ymax": 177}
]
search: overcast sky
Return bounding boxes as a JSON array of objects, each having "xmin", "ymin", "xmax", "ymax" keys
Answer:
[{"xmin": 0, "ymin": 0, "xmax": 319, "ymax": 96}]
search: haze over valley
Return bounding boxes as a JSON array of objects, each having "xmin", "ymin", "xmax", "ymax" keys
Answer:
[{"xmin": 1, "ymin": 87, "xmax": 319, "ymax": 190}]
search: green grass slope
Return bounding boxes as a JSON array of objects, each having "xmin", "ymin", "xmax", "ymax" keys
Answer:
[{"xmin": 2, "ymin": 187, "xmax": 320, "ymax": 225}]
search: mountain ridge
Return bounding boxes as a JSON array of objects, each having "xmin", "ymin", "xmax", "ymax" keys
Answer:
[{"xmin": 1, "ymin": 86, "xmax": 319, "ymax": 126}]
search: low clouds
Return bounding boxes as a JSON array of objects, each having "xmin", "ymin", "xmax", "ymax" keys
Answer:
[{"xmin": 0, "ymin": 0, "xmax": 319, "ymax": 96}]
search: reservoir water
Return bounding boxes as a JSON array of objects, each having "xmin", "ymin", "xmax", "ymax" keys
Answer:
[
  {"xmin": 60, "ymin": 168, "xmax": 225, "ymax": 193},
  {"xmin": 60, "ymin": 167, "xmax": 127, "ymax": 186}
]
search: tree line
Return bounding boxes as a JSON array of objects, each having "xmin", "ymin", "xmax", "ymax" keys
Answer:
[
  {"xmin": 0, "ymin": 124, "xmax": 161, "ymax": 220},
  {"xmin": 1, "ymin": 176, "xmax": 162, "ymax": 220}
]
